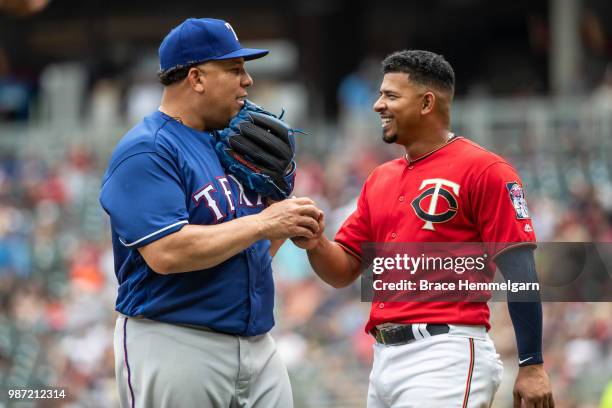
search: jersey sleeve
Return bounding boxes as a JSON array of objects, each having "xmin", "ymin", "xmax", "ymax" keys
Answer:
[
  {"xmin": 334, "ymin": 180, "xmax": 372, "ymax": 260},
  {"xmin": 470, "ymin": 162, "xmax": 536, "ymax": 258},
  {"xmin": 100, "ymin": 152, "xmax": 189, "ymax": 248}
]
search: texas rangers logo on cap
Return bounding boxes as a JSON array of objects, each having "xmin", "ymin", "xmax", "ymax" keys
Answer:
[
  {"xmin": 506, "ymin": 182, "xmax": 530, "ymax": 219},
  {"xmin": 411, "ymin": 178, "xmax": 461, "ymax": 231}
]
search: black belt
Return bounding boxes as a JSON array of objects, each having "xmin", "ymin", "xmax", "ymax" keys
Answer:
[{"xmin": 371, "ymin": 324, "xmax": 450, "ymax": 345}]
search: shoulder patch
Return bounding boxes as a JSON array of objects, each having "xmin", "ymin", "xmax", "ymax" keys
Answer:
[{"xmin": 506, "ymin": 182, "xmax": 530, "ymax": 219}]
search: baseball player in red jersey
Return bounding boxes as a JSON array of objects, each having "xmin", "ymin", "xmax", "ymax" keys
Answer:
[{"xmin": 295, "ymin": 50, "xmax": 554, "ymax": 407}]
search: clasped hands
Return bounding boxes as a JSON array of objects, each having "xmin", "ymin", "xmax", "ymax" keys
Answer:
[{"xmin": 258, "ymin": 197, "xmax": 325, "ymax": 249}]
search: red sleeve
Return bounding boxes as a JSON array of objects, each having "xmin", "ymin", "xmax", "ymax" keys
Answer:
[
  {"xmin": 334, "ymin": 180, "xmax": 372, "ymax": 260},
  {"xmin": 470, "ymin": 162, "xmax": 536, "ymax": 258}
]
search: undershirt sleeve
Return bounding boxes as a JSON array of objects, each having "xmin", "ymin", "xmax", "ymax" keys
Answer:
[{"xmin": 495, "ymin": 246, "xmax": 543, "ymax": 367}]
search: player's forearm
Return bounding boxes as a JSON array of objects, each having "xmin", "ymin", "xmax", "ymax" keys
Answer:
[
  {"xmin": 139, "ymin": 215, "xmax": 266, "ymax": 274},
  {"xmin": 496, "ymin": 247, "xmax": 544, "ymax": 366},
  {"xmin": 139, "ymin": 197, "xmax": 322, "ymax": 274},
  {"xmin": 307, "ymin": 237, "xmax": 361, "ymax": 288}
]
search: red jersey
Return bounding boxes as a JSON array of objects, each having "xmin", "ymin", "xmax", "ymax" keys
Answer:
[{"xmin": 334, "ymin": 136, "xmax": 536, "ymax": 333}]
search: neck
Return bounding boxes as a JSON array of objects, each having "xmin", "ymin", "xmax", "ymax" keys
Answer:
[
  {"xmin": 159, "ymin": 89, "xmax": 206, "ymax": 131},
  {"xmin": 403, "ymin": 125, "xmax": 451, "ymax": 161}
]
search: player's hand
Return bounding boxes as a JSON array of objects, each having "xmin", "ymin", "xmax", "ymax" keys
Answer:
[
  {"xmin": 291, "ymin": 211, "xmax": 325, "ymax": 250},
  {"xmin": 513, "ymin": 364, "xmax": 554, "ymax": 408},
  {"xmin": 255, "ymin": 197, "xmax": 323, "ymax": 240}
]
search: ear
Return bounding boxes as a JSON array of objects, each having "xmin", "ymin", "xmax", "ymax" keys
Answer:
[
  {"xmin": 421, "ymin": 92, "xmax": 436, "ymax": 115},
  {"xmin": 187, "ymin": 67, "xmax": 205, "ymax": 93}
]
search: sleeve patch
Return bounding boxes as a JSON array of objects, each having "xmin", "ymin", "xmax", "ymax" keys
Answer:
[{"xmin": 506, "ymin": 182, "xmax": 530, "ymax": 219}]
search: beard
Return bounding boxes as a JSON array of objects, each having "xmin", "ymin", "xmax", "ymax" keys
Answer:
[{"xmin": 381, "ymin": 130, "xmax": 398, "ymax": 144}]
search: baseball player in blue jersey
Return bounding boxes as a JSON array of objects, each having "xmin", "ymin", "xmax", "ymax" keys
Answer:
[{"xmin": 99, "ymin": 18, "xmax": 322, "ymax": 408}]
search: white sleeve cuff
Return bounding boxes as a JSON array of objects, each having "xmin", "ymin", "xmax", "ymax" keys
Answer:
[{"xmin": 119, "ymin": 220, "xmax": 188, "ymax": 247}]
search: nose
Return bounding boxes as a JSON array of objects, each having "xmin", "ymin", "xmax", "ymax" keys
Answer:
[
  {"xmin": 373, "ymin": 96, "xmax": 385, "ymax": 113},
  {"xmin": 242, "ymin": 70, "xmax": 253, "ymax": 88}
]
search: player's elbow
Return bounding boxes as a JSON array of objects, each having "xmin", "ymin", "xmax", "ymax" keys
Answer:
[
  {"xmin": 137, "ymin": 237, "xmax": 191, "ymax": 274},
  {"xmin": 334, "ymin": 261, "xmax": 362, "ymax": 288},
  {"xmin": 145, "ymin": 254, "xmax": 176, "ymax": 275},
  {"xmin": 327, "ymin": 276, "xmax": 354, "ymax": 289},
  {"xmin": 319, "ymin": 269, "xmax": 360, "ymax": 289},
  {"xmin": 312, "ymin": 248, "xmax": 361, "ymax": 288},
  {"xmin": 138, "ymin": 247, "xmax": 180, "ymax": 275}
]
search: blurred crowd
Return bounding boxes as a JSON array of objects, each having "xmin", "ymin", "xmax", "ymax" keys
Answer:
[{"xmin": 0, "ymin": 145, "xmax": 117, "ymax": 406}]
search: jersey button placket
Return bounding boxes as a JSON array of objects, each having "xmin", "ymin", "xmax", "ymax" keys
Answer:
[{"xmin": 245, "ymin": 248, "xmax": 257, "ymax": 334}]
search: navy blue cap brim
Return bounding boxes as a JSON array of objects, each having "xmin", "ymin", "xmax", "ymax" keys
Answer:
[{"xmin": 212, "ymin": 47, "xmax": 269, "ymax": 61}]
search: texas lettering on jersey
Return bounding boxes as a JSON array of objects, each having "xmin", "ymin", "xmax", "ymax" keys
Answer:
[
  {"xmin": 100, "ymin": 110, "xmax": 276, "ymax": 335},
  {"xmin": 192, "ymin": 174, "xmax": 263, "ymax": 222}
]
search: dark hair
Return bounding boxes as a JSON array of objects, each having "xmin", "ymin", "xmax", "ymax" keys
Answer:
[
  {"xmin": 158, "ymin": 64, "xmax": 198, "ymax": 86},
  {"xmin": 382, "ymin": 50, "xmax": 455, "ymax": 95}
]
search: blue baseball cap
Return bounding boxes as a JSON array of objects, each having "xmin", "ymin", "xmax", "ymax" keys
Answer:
[{"xmin": 159, "ymin": 18, "xmax": 269, "ymax": 72}]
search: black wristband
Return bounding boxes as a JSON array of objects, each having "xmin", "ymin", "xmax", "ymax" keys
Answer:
[{"xmin": 518, "ymin": 351, "xmax": 543, "ymax": 367}]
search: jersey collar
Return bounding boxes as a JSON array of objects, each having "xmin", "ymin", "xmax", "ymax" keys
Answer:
[{"xmin": 404, "ymin": 133, "xmax": 462, "ymax": 165}]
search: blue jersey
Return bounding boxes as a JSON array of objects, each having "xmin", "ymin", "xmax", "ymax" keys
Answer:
[{"xmin": 99, "ymin": 110, "xmax": 274, "ymax": 336}]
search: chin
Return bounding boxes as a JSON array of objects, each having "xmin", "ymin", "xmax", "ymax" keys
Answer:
[
  {"xmin": 382, "ymin": 130, "xmax": 398, "ymax": 144},
  {"xmin": 228, "ymin": 107, "xmax": 240, "ymax": 119},
  {"xmin": 223, "ymin": 106, "xmax": 240, "ymax": 123},
  {"xmin": 206, "ymin": 116, "xmax": 231, "ymax": 132}
]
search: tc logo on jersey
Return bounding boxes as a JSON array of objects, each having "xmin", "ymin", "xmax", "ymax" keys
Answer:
[
  {"xmin": 411, "ymin": 178, "xmax": 461, "ymax": 231},
  {"xmin": 506, "ymin": 182, "xmax": 530, "ymax": 219}
]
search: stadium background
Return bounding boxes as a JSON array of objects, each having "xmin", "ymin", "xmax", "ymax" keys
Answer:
[{"xmin": 0, "ymin": 0, "xmax": 611, "ymax": 406}]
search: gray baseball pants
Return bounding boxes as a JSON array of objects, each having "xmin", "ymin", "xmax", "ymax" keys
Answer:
[{"xmin": 114, "ymin": 315, "xmax": 293, "ymax": 408}]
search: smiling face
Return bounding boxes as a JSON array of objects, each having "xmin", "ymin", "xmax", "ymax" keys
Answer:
[
  {"xmin": 373, "ymin": 72, "xmax": 428, "ymax": 145},
  {"xmin": 373, "ymin": 72, "xmax": 426, "ymax": 144},
  {"xmin": 193, "ymin": 57, "xmax": 253, "ymax": 130}
]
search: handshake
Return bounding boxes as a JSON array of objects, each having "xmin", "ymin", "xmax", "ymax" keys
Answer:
[{"xmin": 254, "ymin": 197, "xmax": 325, "ymax": 251}]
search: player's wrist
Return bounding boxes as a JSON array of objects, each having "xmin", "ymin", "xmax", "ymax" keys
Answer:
[
  {"xmin": 517, "ymin": 363, "xmax": 548, "ymax": 381},
  {"xmin": 518, "ymin": 363, "xmax": 544, "ymax": 372},
  {"xmin": 306, "ymin": 234, "xmax": 328, "ymax": 254},
  {"xmin": 249, "ymin": 213, "xmax": 269, "ymax": 241}
]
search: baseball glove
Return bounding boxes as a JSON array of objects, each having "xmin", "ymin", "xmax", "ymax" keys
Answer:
[{"xmin": 214, "ymin": 100, "xmax": 298, "ymax": 201}]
